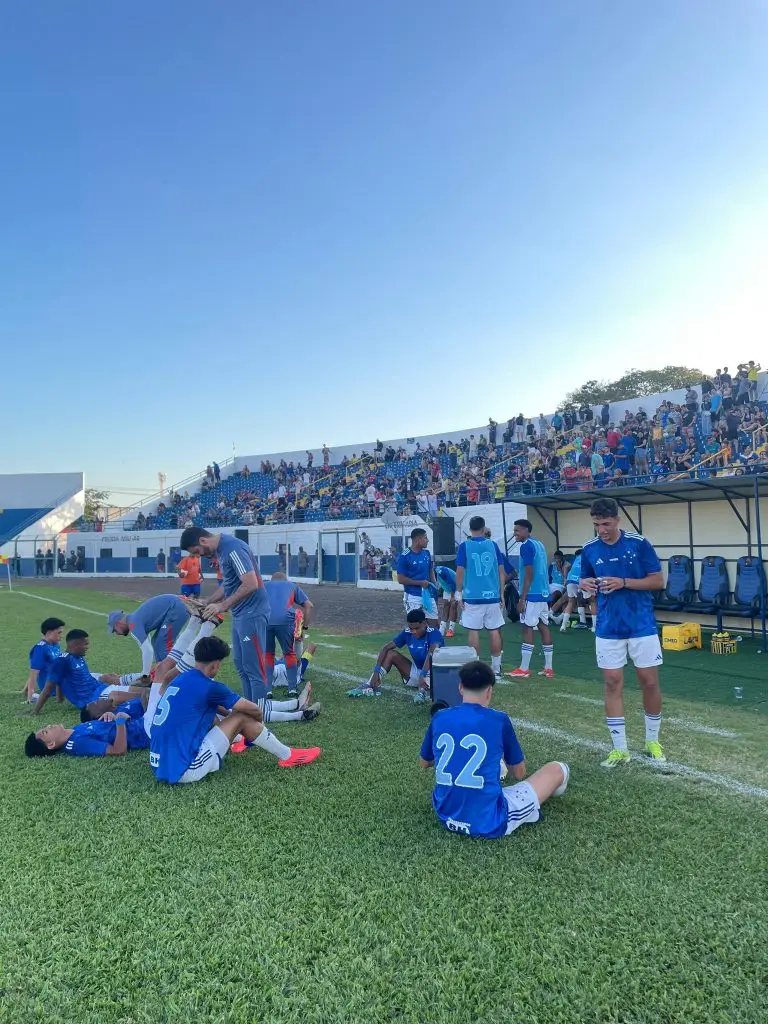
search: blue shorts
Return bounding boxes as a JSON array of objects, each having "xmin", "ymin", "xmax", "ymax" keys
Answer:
[{"xmin": 180, "ymin": 583, "xmax": 201, "ymax": 597}]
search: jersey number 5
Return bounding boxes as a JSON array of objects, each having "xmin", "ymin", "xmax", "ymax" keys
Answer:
[{"xmin": 152, "ymin": 686, "xmax": 180, "ymax": 727}]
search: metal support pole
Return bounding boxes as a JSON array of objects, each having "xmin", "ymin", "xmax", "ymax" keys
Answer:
[
  {"xmin": 501, "ymin": 500, "xmax": 508, "ymax": 555},
  {"xmin": 754, "ymin": 475, "xmax": 767, "ymax": 653}
]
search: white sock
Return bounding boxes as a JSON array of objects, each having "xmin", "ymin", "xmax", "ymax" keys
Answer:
[
  {"xmin": 270, "ymin": 697, "xmax": 301, "ymax": 711},
  {"xmin": 265, "ymin": 709, "xmax": 304, "ymax": 722},
  {"xmin": 645, "ymin": 713, "xmax": 661, "ymax": 743},
  {"xmin": 448, "ymin": 621, "xmax": 456, "ymax": 631},
  {"xmin": 578, "ymin": 607, "xmax": 586, "ymax": 624},
  {"xmin": 606, "ymin": 717, "xmax": 628, "ymax": 751},
  {"xmin": 491, "ymin": 654, "xmax": 501, "ymax": 674},
  {"xmin": 543, "ymin": 645, "xmax": 553, "ymax": 669},
  {"xmin": 440, "ymin": 621, "xmax": 447, "ymax": 634},
  {"xmin": 144, "ymin": 683, "xmax": 163, "ymax": 737},
  {"xmin": 249, "ymin": 728, "xmax": 291, "ymax": 760},
  {"xmin": 520, "ymin": 644, "xmax": 534, "ymax": 671},
  {"xmin": 169, "ymin": 617, "xmax": 203, "ymax": 661},
  {"xmin": 561, "ymin": 614, "xmax": 570, "ymax": 629},
  {"xmin": 119, "ymin": 672, "xmax": 144, "ymax": 685}
]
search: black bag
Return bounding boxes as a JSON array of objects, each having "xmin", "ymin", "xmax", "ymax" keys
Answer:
[{"xmin": 504, "ymin": 581, "xmax": 521, "ymax": 622}]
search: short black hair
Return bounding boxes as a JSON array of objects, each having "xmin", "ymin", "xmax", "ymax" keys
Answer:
[
  {"xmin": 459, "ymin": 660, "xmax": 496, "ymax": 691},
  {"xmin": 469, "ymin": 516, "xmax": 485, "ymax": 531},
  {"xmin": 66, "ymin": 629, "xmax": 88, "ymax": 641},
  {"xmin": 180, "ymin": 526, "xmax": 213, "ymax": 550},
  {"xmin": 194, "ymin": 635, "xmax": 230, "ymax": 663},
  {"xmin": 590, "ymin": 497, "xmax": 619, "ymax": 518},
  {"xmin": 25, "ymin": 733, "xmax": 56, "ymax": 758},
  {"xmin": 554, "ymin": 550, "xmax": 564, "ymax": 557},
  {"xmin": 80, "ymin": 707, "xmax": 95, "ymax": 723},
  {"xmin": 41, "ymin": 618, "xmax": 65, "ymax": 634},
  {"xmin": 410, "ymin": 528, "xmax": 427, "ymax": 541},
  {"xmin": 430, "ymin": 700, "xmax": 449, "ymax": 717},
  {"xmin": 406, "ymin": 608, "xmax": 427, "ymax": 624},
  {"xmin": 514, "ymin": 518, "xmax": 533, "ymax": 533},
  {"xmin": 574, "ymin": 547, "xmax": 583, "ymax": 556}
]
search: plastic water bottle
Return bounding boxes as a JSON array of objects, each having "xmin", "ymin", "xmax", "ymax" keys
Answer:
[{"xmin": 734, "ymin": 687, "xmax": 743, "ymax": 701}]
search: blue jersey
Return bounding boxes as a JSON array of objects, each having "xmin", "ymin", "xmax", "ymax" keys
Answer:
[
  {"xmin": 64, "ymin": 718, "xmax": 149, "ymax": 757},
  {"xmin": 549, "ymin": 562, "xmax": 565, "ymax": 586},
  {"xmin": 127, "ymin": 595, "xmax": 189, "ymax": 645},
  {"xmin": 264, "ymin": 579, "xmax": 309, "ymax": 627},
  {"xmin": 114, "ymin": 697, "xmax": 146, "ymax": 720},
  {"xmin": 435, "ymin": 566, "xmax": 457, "ymax": 595},
  {"xmin": 149, "ymin": 668, "xmax": 240, "ymax": 784},
  {"xmin": 392, "ymin": 626, "xmax": 444, "ymax": 670},
  {"xmin": 29, "ymin": 640, "xmax": 62, "ymax": 690},
  {"xmin": 396, "ymin": 548, "xmax": 434, "ymax": 596},
  {"xmin": 567, "ymin": 555, "xmax": 582, "ymax": 583},
  {"xmin": 456, "ymin": 537, "xmax": 504, "ymax": 604},
  {"xmin": 420, "ymin": 704, "xmax": 525, "ymax": 839},
  {"xmin": 580, "ymin": 531, "xmax": 661, "ymax": 639},
  {"xmin": 48, "ymin": 654, "xmax": 104, "ymax": 709},
  {"xmin": 518, "ymin": 538, "xmax": 549, "ymax": 602},
  {"xmin": 216, "ymin": 534, "xmax": 270, "ymax": 620}
]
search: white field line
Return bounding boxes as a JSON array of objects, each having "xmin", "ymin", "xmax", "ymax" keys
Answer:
[
  {"xmin": 555, "ymin": 692, "xmax": 741, "ymax": 739},
  {"xmin": 314, "ymin": 642, "xmax": 344, "ymax": 649},
  {"xmin": 358, "ymin": 651, "xmax": 380, "ymax": 659},
  {"xmin": 8, "ymin": 594, "xmax": 763, "ymax": 799},
  {"xmin": 315, "ymin": 667, "xmax": 768, "ymax": 800}
]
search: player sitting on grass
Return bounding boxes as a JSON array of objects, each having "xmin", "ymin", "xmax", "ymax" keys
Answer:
[
  {"xmin": 435, "ymin": 566, "xmax": 458, "ymax": 637},
  {"xmin": 25, "ymin": 706, "xmax": 150, "ymax": 758},
  {"xmin": 149, "ymin": 636, "xmax": 321, "ymax": 784},
  {"xmin": 419, "ymin": 660, "xmax": 569, "ymax": 839},
  {"xmin": 272, "ymin": 642, "xmax": 318, "ymax": 691},
  {"xmin": 348, "ymin": 609, "xmax": 444, "ymax": 704},
  {"xmin": 33, "ymin": 630, "xmax": 150, "ymax": 718},
  {"xmin": 23, "ymin": 617, "xmax": 65, "ymax": 704}
]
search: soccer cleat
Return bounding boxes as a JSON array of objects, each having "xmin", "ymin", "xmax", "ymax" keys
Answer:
[
  {"xmin": 559, "ymin": 624, "xmax": 570, "ymax": 633},
  {"xmin": 445, "ymin": 629, "xmax": 455, "ymax": 639},
  {"xmin": 302, "ymin": 702, "xmax": 322, "ymax": 722},
  {"xmin": 265, "ymin": 690, "xmax": 273, "ymax": 699},
  {"xmin": 538, "ymin": 668, "xmax": 555, "ymax": 678},
  {"xmin": 278, "ymin": 746, "xmax": 322, "ymax": 768},
  {"xmin": 413, "ymin": 690, "xmax": 429, "ymax": 705},
  {"xmin": 553, "ymin": 762, "xmax": 570, "ymax": 796},
  {"xmin": 573, "ymin": 623, "xmax": 588, "ymax": 630},
  {"xmin": 644, "ymin": 740, "xmax": 666, "ymax": 763},
  {"xmin": 230, "ymin": 736, "xmax": 248, "ymax": 755},
  {"xmin": 600, "ymin": 749, "xmax": 631, "ymax": 769},
  {"xmin": 287, "ymin": 689, "xmax": 298, "ymax": 698},
  {"xmin": 297, "ymin": 682, "xmax": 312, "ymax": 711},
  {"xmin": 346, "ymin": 686, "xmax": 379, "ymax": 698},
  {"xmin": 506, "ymin": 668, "xmax": 531, "ymax": 679}
]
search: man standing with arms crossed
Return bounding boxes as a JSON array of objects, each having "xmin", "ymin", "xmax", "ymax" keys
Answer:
[
  {"xmin": 579, "ymin": 497, "xmax": 666, "ymax": 767},
  {"xmin": 455, "ymin": 516, "xmax": 506, "ymax": 680}
]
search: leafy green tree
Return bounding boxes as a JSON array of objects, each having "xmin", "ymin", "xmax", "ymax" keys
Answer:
[
  {"xmin": 561, "ymin": 365, "xmax": 703, "ymax": 407},
  {"xmin": 83, "ymin": 487, "xmax": 111, "ymax": 520}
]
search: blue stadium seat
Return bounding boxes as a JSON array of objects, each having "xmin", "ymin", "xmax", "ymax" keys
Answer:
[
  {"xmin": 656, "ymin": 555, "xmax": 695, "ymax": 610},
  {"xmin": 687, "ymin": 555, "xmax": 730, "ymax": 615},
  {"xmin": 733, "ymin": 556, "xmax": 767, "ymax": 618}
]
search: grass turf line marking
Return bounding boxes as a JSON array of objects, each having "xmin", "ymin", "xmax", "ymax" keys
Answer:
[
  {"xmin": 314, "ymin": 642, "xmax": 344, "ymax": 649},
  {"xmin": 358, "ymin": 651, "xmax": 380, "ymax": 658},
  {"xmin": 321, "ymin": 667, "xmax": 768, "ymax": 800},
  {"xmin": 555, "ymin": 692, "xmax": 741, "ymax": 738},
  {"xmin": 11, "ymin": 590, "xmax": 108, "ymax": 617}
]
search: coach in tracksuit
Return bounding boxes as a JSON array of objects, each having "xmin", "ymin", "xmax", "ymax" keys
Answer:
[{"xmin": 179, "ymin": 527, "xmax": 270, "ymax": 703}]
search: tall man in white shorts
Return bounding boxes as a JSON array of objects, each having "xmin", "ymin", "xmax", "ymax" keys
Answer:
[
  {"xmin": 579, "ymin": 496, "xmax": 666, "ymax": 767},
  {"xmin": 455, "ymin": 516, "xmax": 506, "ymax": 680},
  {"xmin": 507, "ymin": 519, "xmax": 555, "ymax": 679},
  {"xmin": 396, "ymin": 527, "xmax": 438, "ymax": 624}
]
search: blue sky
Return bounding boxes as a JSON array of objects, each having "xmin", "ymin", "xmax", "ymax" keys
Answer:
[{"xmin": 3, "ymin": 0, "xmax": 766, "ymax": 502}]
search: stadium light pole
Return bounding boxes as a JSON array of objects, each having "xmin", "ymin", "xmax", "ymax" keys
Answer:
[{"xmin": 754, "ymin": 474, "xmax": 767, "ymax": 654}]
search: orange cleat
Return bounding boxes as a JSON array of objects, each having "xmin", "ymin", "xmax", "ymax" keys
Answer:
[
  {"xmin": 230, "ymin": 736, "xmax": 248, "ymax": 754},
  {"xmin": 538, "ymin": 668, "xmax": 555, "ymax": 679},
  {"xmin": 278, "ymin": 746, "xmax": 322, "ymax": 768},
  {"xmin": 506, "ymin": 668, "xmax": 531, "ymax": 679}
]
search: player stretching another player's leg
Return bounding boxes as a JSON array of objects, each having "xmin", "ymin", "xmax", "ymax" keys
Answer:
[
  {"xmin": 349, "ymin": 609, "xmax": 444, "ymax": 703},
  {"xmin": 419, "ymin": 660, "xmax": 569, "ymax": 838},
  {"xmin": 455, "ymin": 516, "xmax": 506, "ymax": 680},
  {"xmin": 508, "ymin": 520, "xmax": 555, "ymax": 679},
  {"xmin": 579, "ymin": 497, "xmax": 666, "ymax": 767}
]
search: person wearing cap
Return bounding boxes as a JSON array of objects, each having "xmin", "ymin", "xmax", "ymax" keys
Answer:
[{"xmin": 108, "ymin": 594, "xmax": 194, "ymax": 678}]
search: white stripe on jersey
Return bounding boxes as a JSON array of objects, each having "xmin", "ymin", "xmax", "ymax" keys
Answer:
[{"xmin": 229, "ymin": 551, "xmax": 249, "ymax": 576}]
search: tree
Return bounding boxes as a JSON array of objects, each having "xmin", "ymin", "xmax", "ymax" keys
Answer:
[
  {"xmin": 560, "ymin": 365, "xmax": 703, "ymax": 408},
  {"xmin": 83, "ymin": 488, "xmax": 111, "ymax": 520}
]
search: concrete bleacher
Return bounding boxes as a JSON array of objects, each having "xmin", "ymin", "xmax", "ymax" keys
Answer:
[{"xmin": 0, "ymin": 473, "xmax": 85, "ymax": 570}]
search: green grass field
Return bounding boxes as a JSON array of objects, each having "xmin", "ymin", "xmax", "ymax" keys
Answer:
[{"xmin": 1, "ymin": 586, "xmax": 767, "ymax": 1024}]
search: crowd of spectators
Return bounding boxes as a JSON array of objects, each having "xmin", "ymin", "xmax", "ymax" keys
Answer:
[{"xmin": 129, "ymin": 366, "xmax": 766, "ymax": 530}]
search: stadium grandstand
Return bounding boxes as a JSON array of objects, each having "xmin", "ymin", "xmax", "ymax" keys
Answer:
[{"xmin": 0, "ymin": 473, "xmax": 84, "ymax": 574}]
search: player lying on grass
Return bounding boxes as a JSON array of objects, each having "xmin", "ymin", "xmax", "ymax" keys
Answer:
[
  {"xmin": 435, "ymin": 566, "xmax": 458, "ymax": 638},
  {"xmin": 348, "ymin": 609, "xmax": 444, "ymax": 704},
  {"xmin": 23, "ymin": 617, "xmax": 65, "ymax": 704},
  {"xmin": 33, "ymin": 630, "xmax": 150, "ymax": 718},
  {"xmin": 26, "ymin": 703, "xmax": 150, "ymax": 758},
  {"xmin": 419, "ymin": 660, "xmax": 569, "ymax": 839},
  {"xmin": 270, "ymin": 643, "xmax": 318, "ymax": 691},
  {"xmin": 149, "ymin": 636, "xmax": 321, "ymax": 784}
]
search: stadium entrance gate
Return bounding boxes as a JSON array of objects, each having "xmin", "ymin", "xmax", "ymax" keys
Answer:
[{"xmin": 319, "ymin": 530, "xmax": 357, "ymax": 584}]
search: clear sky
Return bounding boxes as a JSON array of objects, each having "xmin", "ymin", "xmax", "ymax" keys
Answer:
[{"xmin": 3, "ymin": 0, "xmax": 766, "ymax": 503}]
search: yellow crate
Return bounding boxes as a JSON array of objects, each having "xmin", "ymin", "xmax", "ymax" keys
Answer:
[
  {"xmin": 662, "ymin": 625, "xmax": 697, "ymax": 651},
  {"xmin": 711, "ymin": 632, "xmax": 738, "ymax": 655}
]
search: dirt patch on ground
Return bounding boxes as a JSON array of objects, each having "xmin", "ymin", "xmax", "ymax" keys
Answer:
[{"xmin": 12, "ymin": 577, "xmax": 404, "ymax": 635}]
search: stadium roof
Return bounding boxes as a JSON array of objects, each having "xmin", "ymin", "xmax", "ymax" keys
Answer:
[{"xmin": 521, "ymin": 474, "xmax": 768, "ymax": 512}]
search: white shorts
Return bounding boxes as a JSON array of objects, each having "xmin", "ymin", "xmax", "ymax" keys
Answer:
[
  {"xmin": 596, "ymin": 634, "xmax": 664, "ymax": 670},
  {"xmin": 503, "ymin": 781, "xmax": 541, "ymax": 835},
  {"xmin": 461, "ymin": 602, "xmax": 505, "ymax": 630},
  {"xmin": 549, "ymin": 582, "xmax": 564, "ymax": 595},
  {"xmin": 405, "ymin": 663, "xmax": 423, "ymax": 688},
  {"xmin": 566, "ymin": 583, "xmax": 590, "ymax": 599},
  {"xmin": 520, "ymin": 601, "xmax": 549, "ymax": 628},
  {"xmin": 97, "ymin": 685, "xmax": 127, "ymax": 700},
  {"xmin": 178, "ymin": 725, "xmax": 230, "ymax": 784},
  {"xmin": 403, "ymin": 591, "xmax": 438, "ymax": 618}
]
